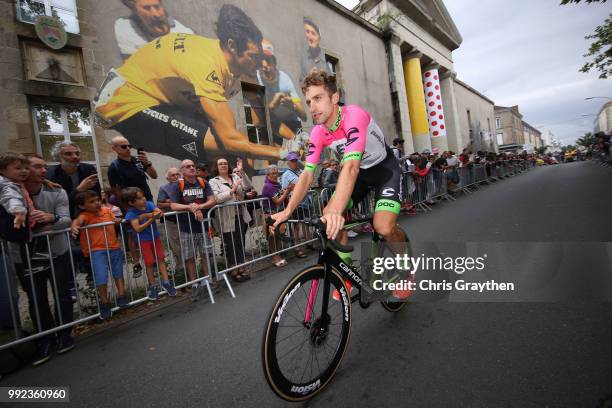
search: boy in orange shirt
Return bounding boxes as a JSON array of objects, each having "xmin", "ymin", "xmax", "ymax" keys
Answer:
[{"xmin": 71, "ymin": 190, "xmax": 128, "ymax": 320}]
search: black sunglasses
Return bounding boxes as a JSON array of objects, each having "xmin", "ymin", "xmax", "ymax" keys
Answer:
[{"xmin": 117, "ymin": 144, "xmax": 133, "ymax": 149}]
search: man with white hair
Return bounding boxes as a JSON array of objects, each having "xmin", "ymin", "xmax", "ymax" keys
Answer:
[{"xmin": 46, "ymin": 141, "xmax": 100, "ymax": 218}]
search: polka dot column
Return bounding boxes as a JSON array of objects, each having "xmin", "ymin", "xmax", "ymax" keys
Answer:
[{"xmin": 423, "ymin": 68, "xmax": 447, "ymax": 139}]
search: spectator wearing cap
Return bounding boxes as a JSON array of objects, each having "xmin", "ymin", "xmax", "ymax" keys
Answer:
[
  {"xmin": 281, "ymin": 152, "xmax": 312, "ymax": 257},
  {"xmin": 196, "ymin": 162, "xmax": 210, "ymax": 181},
  {"xmin": 257, "ymin": 39, "xmax": 307, "ymax": 145}
]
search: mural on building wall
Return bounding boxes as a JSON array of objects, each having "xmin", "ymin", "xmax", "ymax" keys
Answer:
[
  {"xmin": 114, "ymin": 0, "xmax": 195, "ymax": 60},
  {"xmin": 300, "ymin": 17, "xmax": 329, "ymax": 81},
  {"xmin": 94, "ymin": 3, "xmax": 297, "ymax": 173},
  {"xmin": 257, "ymin": 39, "xmax": 308, "ymax": 148}
]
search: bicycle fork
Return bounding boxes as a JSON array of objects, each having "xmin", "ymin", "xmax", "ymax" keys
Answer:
[{"xmin": 303, "ymin": 263, "xmax": 333, "ymax": 325}]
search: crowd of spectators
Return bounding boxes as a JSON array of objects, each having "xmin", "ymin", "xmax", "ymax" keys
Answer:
[
  {"xmin": 0, "ymin": 138, "xmax": 328, "ymax": 368},
  {"xmin": 0, "ymin": 132, "xmax": 573, "ymax": 379},
  {"xmin": 0, "ymin": 134, "xmax": 550, "ymax": 369}
]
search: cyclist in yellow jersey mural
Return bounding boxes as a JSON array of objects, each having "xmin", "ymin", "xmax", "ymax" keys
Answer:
[{"xmin": 94, "ymin": 4, "xmax": 299, "ymax": 168}]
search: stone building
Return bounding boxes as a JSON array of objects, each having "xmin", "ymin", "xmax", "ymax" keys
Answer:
[
  {"xmin": 1, "ymin": 0, "xmax": 393, "ymax": 195},
  {"xmin": 453, "ymin": 78, "xmax": 496, "ymax": 153},
  {"xmin": 594, "ymin": 101, "xmax": 612, "ymax": 134},
  {"xmin": 522, "ymin": 121, "xmax": 543, "ymax": 150},
  {"xmin": 355, "ymin": 0, "xmax": 477, "ymax": 155},
  {"xmin": 494, "ymin": 105, "xmax": 525, "ymax": 152},
  {"xmin": 1, "ymin": 0, "xmax": 506, "ymax": 196},
  {"xmin": 494, "ymin": 105, "xmax": 541, "ymax": 153}
]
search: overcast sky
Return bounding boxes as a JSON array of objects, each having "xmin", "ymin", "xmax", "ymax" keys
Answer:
[{"xmin": 337, "ymin": 0, "xmax": 611, "ymax": 144}]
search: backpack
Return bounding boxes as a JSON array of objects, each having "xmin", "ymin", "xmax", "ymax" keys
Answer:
[{"xmin": 178, "ymin": 177, "xmax": 206, "ymax": 195}]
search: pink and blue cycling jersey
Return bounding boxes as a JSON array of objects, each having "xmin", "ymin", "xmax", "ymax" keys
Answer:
[{"xmin": 304, "ymin": 105, "xmax": 388, "ymax": 172}]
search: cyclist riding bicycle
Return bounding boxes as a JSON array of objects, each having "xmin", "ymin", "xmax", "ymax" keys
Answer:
[{"xmin": 271, "ymin": 68, "xmax": 411, "ymax": 299}]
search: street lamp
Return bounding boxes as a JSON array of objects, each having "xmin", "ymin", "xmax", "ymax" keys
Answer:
[{"xmin": 584, "ymin": 96, "xmax": 611, "ymax": 101}]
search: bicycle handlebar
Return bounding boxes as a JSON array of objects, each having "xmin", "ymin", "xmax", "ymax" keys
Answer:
[{"xmin": 265, "ymin": 216, "xmax": 354, "ymax": 253}]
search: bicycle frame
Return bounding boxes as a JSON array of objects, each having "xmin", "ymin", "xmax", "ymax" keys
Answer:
[{"xmin": 302, "ymin": 226, "xmax": 380, "ymax": 325}]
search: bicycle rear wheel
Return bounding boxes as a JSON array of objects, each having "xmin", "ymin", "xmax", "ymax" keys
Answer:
[{"xmin": 262, "ymin": 265, "xmax": 352, "ymax": 401}]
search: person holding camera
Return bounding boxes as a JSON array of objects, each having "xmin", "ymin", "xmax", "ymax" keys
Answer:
[
  {"xmin": 107, "ymin": 136, "xmax": 158, "ymax": 278},
  {"xmin": 108, "ymin": 136, "xmax": 157, "ymax": 201}
]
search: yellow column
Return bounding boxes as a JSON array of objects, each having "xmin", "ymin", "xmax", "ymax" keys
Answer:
[{"xmin": 403, "ymin": 52, "xmax": 431, "ymax": 153}]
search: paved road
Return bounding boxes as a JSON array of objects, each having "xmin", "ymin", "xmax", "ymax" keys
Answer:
[{"xmin": 3, "ymin": 161, "xmax": 612, "ymax": 408}]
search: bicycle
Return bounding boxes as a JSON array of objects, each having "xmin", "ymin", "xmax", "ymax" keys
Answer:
[{"xmin": 262, "ymin": 216, "xmax": 412, "ymax": 401}]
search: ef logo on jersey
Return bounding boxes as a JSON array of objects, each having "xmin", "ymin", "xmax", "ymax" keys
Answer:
[
  {"xmin": 346, "ymin": 127, "xmax": 359, "ymax": 146},
  {"xmin": 306, "ymin": 143, "xmax": 316, "ymax": 156}
]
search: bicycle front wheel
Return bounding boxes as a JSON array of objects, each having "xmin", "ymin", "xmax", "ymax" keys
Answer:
[{"xmin": 262, "ymin": 265, "xmax": 352, "ymax": 401}]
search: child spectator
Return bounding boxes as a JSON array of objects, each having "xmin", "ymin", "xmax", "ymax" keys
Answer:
[
  {"xmin": 0, "ymin": 153, "xmax": 35, "ymax": 234},
  {"xmin": 122, "ymin": 187, "xmax": 176, "ymax": 299},
  {"xmin": 71, "ymin": 190, "xmax": 128, "ymax": 320},
  {"xmin": 101, "ymin": 185, "xmax": 122, "ymax": 218}
]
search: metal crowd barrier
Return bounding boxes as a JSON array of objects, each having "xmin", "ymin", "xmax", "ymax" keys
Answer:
[
  {"xmin": 204, "ymin": 196, "xmax": 318, "ymax": 284},
  {"xmin": 405, "ymin": 172, "xmax": 432, "ymax": 211},
  {"xmin": 428, "ymin": 169, "xmax": 455, "ymax": 202},
  {"xmin": 1, "ymin": 228, "xmax": 95, "ymax": 351}
]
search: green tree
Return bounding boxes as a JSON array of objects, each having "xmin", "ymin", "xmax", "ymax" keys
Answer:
[
  {"xmin": 535, "ymin": 145, "xmax": 550, "ymax": 155},
  {"xmin": 576, "ymin": 132, "xmax": 597, "ymax": 148},
  {"xmin": 580, "ymin": 14, "xmax": 612, "ymax": 79},
  {"xmin": 371, "ymin": 10, "xmax": 402, "ymax": 34},
  {"xmin": 561, "ymin": 0, "xmax": 611, "ymax": 79}
]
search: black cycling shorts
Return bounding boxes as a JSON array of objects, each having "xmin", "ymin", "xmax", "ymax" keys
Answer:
[
  {"xmin": 348, "ymin": 147, "xmax": 403, "ymax": 214},
  {"xmin": 112, "ymin": 104, "xmax": 209, "ymax": 163}
]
